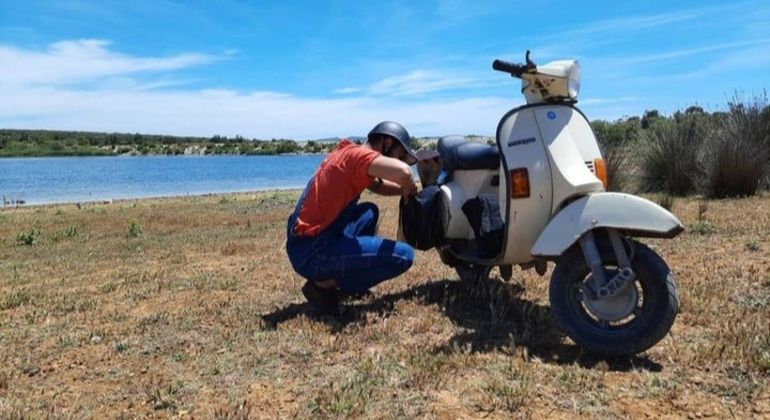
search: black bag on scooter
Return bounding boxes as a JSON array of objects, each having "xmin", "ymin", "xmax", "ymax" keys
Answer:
[
  {"xmin": 461, "ymin": 195, "xmax": 504, "ymax": 258},
  {"xmin": 399, "ymin": 185, "xmax": 444, "ymax": 250}
]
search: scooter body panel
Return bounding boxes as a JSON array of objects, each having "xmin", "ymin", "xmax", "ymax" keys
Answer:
[
  {"xmin": 496, "ymin": 104, "xmax": 604, "ymax": 264},
  {"xmin": 530, "ymin": 192, "xmax": 685, "ymax": 257},
  {"xmin": 440, "ymin": 169, "xmax": 498, "ymax": 240},
  {"xmin": 496, "ymin": 106, "xmax": 554, "ymax": 263},
  {"xmin": 532, "ymin": 106, "xmax": 604, "ymax": 214}
]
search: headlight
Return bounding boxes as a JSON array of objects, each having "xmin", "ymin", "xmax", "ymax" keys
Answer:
[{"xmin": 568, "ymin": 61, "xmax": 581, "ymax": 99}]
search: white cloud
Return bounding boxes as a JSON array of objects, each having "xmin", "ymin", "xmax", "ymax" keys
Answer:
[
  {"xmin": 0, "ymin": 84, "xmax": 516, "ymax": 138},
  {"xmin": 0, "ymin": 38, "xmax": 650, "ymax": 138},
  {"xmin": 0, "ymin": 39, "xmax": 220, "ymax": 87},
  {"xmin": 367, "ymin": 70, "xmax": 493, "ymax": 96},
  {"xmin": 332, "ymin": 86, "xmax": 363, "ymax": 94},
  {"xmin": 606, "ymin": 38, "xmax": 770, "ymax": 66}
]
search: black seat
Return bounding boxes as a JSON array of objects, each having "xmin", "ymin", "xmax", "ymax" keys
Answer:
[{"xmin": 437, "ymin": 136, "xmax": 499, "ymax": 171}]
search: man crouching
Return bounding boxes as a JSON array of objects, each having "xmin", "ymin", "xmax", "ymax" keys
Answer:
[{"xmin": 286, "ymin": 121, "xmax": 419, "ymax": 315}]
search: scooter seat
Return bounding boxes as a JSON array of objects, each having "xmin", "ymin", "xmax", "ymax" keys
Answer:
[{"xmin": 437, "ymin": 136, "xmax": 500, "ymax": 171}]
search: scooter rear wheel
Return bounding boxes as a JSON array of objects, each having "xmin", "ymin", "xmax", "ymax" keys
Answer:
[{"xmin": 549, "ymin": 238, "xmax": 679, "ymax": 356}]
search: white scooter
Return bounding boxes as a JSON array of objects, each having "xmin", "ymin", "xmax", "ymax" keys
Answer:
[{"xmin": 405, "ymin": 51, "xmax": 684, "ymax": 356}]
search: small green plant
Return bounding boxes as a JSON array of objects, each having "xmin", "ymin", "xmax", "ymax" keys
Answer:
[
  {"xmin": 688, "ymin": 220, "xmax": 716, "ymax": 235},
  {"xmin": 745, "ymin": 240, "xmax": 760, "ymax": 252},
  {"xmin": 0, "ymin": 289, "xmax": 31, "ymax": 310},
  {"xmin": 145, "ymin": 381, "xmax": 183, "ymax": 411},
  {"xmin": 754, "ymin": 338, "xmax": 770, "ymax": 373},
  {"xmin": 115, "ymin": 341, "xmax": 129, "ymax": 352},
  {"xmin": 219, "ymin": 195, "xmax": 235, "ymax": 204},
  {"xmin": 127, "ymin": 220, "xmax": 143, "ymax": 237},
  {"xmin": 16, "ymin": 228, "xmax": 40, "ymax": 245},
  {"xmin": 63, "ymin": 224, "xmax": 78, "ymax": 238}
]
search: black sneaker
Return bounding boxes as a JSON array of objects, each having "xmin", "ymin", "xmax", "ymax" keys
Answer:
[{"xmin": 301, "ymin": 281, "xmax": 340, "ymax": 316}]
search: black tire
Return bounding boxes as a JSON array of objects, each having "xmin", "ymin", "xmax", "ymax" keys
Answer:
[{"xmin": 549, "ymin": 237, "xmax": 679, "ymax": 356}]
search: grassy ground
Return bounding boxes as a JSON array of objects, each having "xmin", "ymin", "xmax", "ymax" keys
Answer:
[{"xmin": 1, "ymin": 190, "xmax": 768, "ymax": 418}]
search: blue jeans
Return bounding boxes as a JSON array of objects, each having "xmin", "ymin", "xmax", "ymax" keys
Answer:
[{"xmin": 286, "ymin": 199, "xmax": 415, "ymax": 294}]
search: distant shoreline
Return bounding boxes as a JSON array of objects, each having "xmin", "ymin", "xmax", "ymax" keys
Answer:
[
  {"xmin": 0, "ymin": 187, "xmax": 305, "ymax": 209},
  {"xmin": 0, "ymin": 128, "xmax": 457, "ymax": 158}
]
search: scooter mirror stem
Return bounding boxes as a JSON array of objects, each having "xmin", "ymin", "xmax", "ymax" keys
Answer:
[{"xmin": 525, "ymin": 50, "xmax": 535, "ymax": 69}]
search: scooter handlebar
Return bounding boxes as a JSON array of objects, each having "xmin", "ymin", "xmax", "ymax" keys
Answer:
[
  {"xmin": 492, "ymin": 50, "xmax": 536, "ymax": 77},
  {"xmin": 492, "ymin": 59, "xmax": 526, "ymax": 76}
]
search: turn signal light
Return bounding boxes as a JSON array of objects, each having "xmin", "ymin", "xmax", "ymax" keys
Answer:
[
  {"xmin": 510, "ymin": 168, "xmax": 530, "ymax": 199},
  {"xmin": 594, "ymin": 158, "xmax": 608, "ymax": 190}
]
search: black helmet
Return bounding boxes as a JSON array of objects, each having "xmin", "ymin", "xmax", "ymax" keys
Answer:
[{"xmin": 368, "ymin": 121, "xmax": 417, "ymax": 165}]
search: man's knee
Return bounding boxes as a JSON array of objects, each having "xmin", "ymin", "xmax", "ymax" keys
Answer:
[
  {"xmin": 359, "ymin": 202, "xmax": 379, "ymax": 223},
  {"xmin": 393, "ymin": 242, "xmax": 415, "ymax": 272}
]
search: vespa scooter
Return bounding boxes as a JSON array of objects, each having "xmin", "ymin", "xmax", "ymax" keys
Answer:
[{"xmin": 405, "ymin": 51, "xmax": 684, "ymax": 356}]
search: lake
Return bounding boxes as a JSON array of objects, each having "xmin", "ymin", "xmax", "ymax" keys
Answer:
[{"xmin": 0, "ymin": 155, "xmax": 326, "ymax": 205}]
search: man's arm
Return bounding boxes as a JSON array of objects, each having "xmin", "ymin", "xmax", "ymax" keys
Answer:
[
  {"xmin": 368, "ymin": 155, "xmax": 417, "ymax": 198},
  {"xmin": 367, "ymin": 177, "xmax": 404, "ymax": 196}
]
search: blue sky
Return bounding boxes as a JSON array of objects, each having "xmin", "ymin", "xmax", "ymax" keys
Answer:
[{"xmin": 1, "ymin": 0, "xmax": 769, "ymax": 139}]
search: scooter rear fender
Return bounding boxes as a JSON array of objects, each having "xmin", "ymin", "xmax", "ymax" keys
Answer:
[{"xmin": 530, "ymin": 192, "xmax": 684, "ymax": 258}]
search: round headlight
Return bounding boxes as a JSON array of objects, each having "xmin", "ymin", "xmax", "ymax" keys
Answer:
[{"xmin": 568, "ymin": 61, "xmax": 581, "ymax": 99}]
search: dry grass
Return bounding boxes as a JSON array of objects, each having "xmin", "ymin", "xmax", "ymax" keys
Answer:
[{"xmin": 1, "ymin": 190, "xmax": 768, "ymax": 418}]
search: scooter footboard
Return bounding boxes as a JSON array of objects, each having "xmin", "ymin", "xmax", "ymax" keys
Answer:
[{"xmin": 531, "ymin": 193, "xmax": 684, "ymax": 257}]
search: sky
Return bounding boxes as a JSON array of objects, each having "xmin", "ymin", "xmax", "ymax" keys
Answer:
[{"xmin": 1, "ymin": 0, "xmax": 769, "ymax": 139}]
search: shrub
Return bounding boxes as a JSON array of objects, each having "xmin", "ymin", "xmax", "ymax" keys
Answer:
[
  {"xmin": 703, "ymin": 93, "xmax": 770, "ymax": 198},
  {"xmin": 127, "ymin": 220, "xmax": 143, "ymax": 237},
  {"xmin": 602, "ymin": 145, "xmax": 631, "ymax": 192},
  {"xmin": 594, "ymin": 119, "xmax": 637, "ymax": 192},
  {"xmin": 636, "ymin": 115, "xmax": 709, "ymax": 195},
  {"xmin": 17, "ymin": 228, "xmax": 40, "ymax": 245},
  {"xmin": 63, "ymin": 224, "xmax": 78, "ymax": 238},
  {"xmin": 689, "ymin": 220, "xmax": 716, "ymax": 235}
]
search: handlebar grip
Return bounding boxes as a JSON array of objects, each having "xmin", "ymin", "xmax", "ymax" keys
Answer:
[{"xmin": 492, "ymin": 59, "xmax": 525, "ymax": 76}]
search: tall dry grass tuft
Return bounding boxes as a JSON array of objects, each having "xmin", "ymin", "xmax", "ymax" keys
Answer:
[
  {"xmin": 704, "ymin": 92, "xmax": 770, "ymax": 198},
  {"xmin": 593, "ymin": 119, "xmax": 638, "ymax": 192},
  {"xmin": 636, "ymin": 114, "xmax": 709, "ymax": 195},
  {"xmin": 602, "ymin": 146, "xmax": 630, "ymax": 192}
]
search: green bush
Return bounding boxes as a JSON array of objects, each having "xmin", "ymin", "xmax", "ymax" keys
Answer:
[
  {"xmin": 703, "ymin": 93, "xmax": 770, "ymax": 198},
  {"xmin": 636, "ymin": 115, "xmax": 709, "ymax": 196},
  {"xmin": 127, "ymin": 220, "xmax": 143, "ymax": 237},
  {"xmin": 688, "ymin": 220, "xmax": 716, "ymax": 235},
  {"xmin": 17, "ymin": 228, "xmax": 40, "ymax": 245},
  {"xmin": 63, "ymin": 224, "xmax": 78, "ymax": 238},
  {"xmin": 594, "ymin": 119, "xmax": 638, "ymax": 192}
]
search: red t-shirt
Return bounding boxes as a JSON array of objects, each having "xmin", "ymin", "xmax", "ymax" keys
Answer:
[{"xmin": 293, "ymin": 139, "xmax": 380, "ymax": 236}]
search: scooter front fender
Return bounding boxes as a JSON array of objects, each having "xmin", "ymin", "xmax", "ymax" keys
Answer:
[{"xmin": 530, "ymin": 192, "xmax": 684, "ymax": 258}]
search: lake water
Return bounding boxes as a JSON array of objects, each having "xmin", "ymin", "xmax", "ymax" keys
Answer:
[{"xmin": 0, "ymin": 155, "xmax": 326, "ymax": 205}]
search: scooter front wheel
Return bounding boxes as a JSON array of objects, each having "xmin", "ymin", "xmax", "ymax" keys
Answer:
[{"xmin": 549, "ymin": 238, "xmax": 679, "ymax": 356}]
